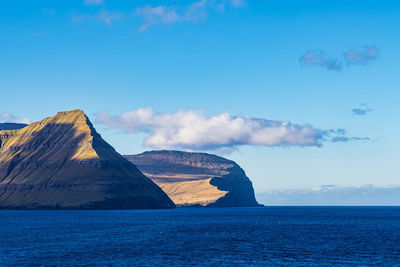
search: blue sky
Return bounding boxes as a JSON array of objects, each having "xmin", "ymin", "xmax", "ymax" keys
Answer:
[{"xmin": 1, "ymin": 0, "xmax": 399, "ymax": 193}]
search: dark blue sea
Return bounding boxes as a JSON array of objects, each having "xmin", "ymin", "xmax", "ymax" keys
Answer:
[{"xmin": 1, "ymin": 207, "xmax": 400, "ymax": 266}]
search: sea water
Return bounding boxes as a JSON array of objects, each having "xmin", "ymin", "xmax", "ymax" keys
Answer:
[{"xmin": 1, "ymin": 207, "xmax": 400, "ymax": 266}]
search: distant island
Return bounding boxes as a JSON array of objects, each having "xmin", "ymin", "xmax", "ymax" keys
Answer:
[{"xmin": 0, "ymin": 123, "xmax": 27, "ymax": 131}]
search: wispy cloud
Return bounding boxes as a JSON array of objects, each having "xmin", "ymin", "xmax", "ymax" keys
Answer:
[
  {"xmin": 135, "ymin": 0, "xmax": 246, "ymax": 31},
  {"xmin": 299, "ymin": 50, "xmax": 342, "ymax": 71},
  {"xmin": 344, "ymin": 46, "xmax": 380, "ymax": 65},
  {"xmin": 72, "ymin": 10, "xmax": 124, "ymax": 26},
  {"xmin": 96, "ymin": 10, "xmax": 124, "ymax": 25},
  {"xmin": 184, "ymin": 0, "xmax": 208, "ymax": 22},
  {"xmin": 325, "ymin": 128, "xmax": 370, "ymax": 143},
  {"xmin": 300, "ymin": 46, "xmax": 380, "ymax": 71},
  {"xmin": 352, "ymin": 103, "xmax": 372, "ymax": 116},
  {"xmin": 84, "ymin": 0, "xmax": 103, "ymax": 6},
  {"xmin": 0, "ymin": 112, "xmax": 30, "ymax": 124},
  {"xmin": 73, "ymin": 0, "xmax": 245, "ymax": 30},
  {"xmin": 96, "ymin": 108, "xmax": 366, "ymax": 151},
  {"xmin": 136, "ymin": 5, "xmax": 179, "ymax": 31},
  {"xmin": 331, "ymin": 136, "xmax": 370, "ymax": 142}
]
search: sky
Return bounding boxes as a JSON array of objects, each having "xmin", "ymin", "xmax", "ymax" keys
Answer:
[{"xmin": 1, "ymin": 0, "xmax": 399, "ymax": 195}]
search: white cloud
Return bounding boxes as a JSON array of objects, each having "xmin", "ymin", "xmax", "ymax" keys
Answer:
[
  {"xmin": 84, "ymin": 0, "xmax": 103, "ymax": 6},
  {"xmin": 96, "ymin": 108, "xmax": 335, "ymax": 151},
  {"xmin": 0, "ymin": 112, "xmax": 30, "ymax": 124}
]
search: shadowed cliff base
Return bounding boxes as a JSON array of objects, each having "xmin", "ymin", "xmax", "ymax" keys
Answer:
[
  {"xmin": 125, "ymin": 150, "xmax": 261, "ymax": 207},
  {"xmin": 0, "ymin": 110, "xmax": 175, "ymax": 209}
]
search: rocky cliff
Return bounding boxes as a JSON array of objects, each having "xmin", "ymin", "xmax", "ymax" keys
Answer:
[
  {"xmin": 0, "ymin": 110, "xmax": 175, "ymax": 209},
  {"xmin": 125, "ymin": 151, "xmax": 260, "ymax": 207}
]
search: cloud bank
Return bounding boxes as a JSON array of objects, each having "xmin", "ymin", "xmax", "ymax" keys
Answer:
[
  {"xmin": 0, "ymin": 112, "xmax": 30, "ymax": 124},
  {"xmin": 257, "ymin": 185, "xmax": 400, "ymax": 206},
  {"xmin": 300, "ymin": 46, "xmax": 380, "ymax": 71},
  {"xmin": 96, "ymin": 108, "xmax": 365, "ymax": 151}
]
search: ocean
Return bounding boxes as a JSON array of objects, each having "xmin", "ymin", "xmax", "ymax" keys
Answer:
[{"xmin": 1, "ymin": 207, "xmax": 400, "ymax": 266}]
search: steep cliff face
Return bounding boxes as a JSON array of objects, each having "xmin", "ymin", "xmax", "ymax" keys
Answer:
[
  {"xmin": 0, "ymin": 110, "xmax": 175, "ymax": 209},
  {"xmin": 125, "ymin": 151, "xmax": 260, "ymax": 207}
]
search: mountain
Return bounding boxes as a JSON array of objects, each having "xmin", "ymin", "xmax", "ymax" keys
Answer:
[
  {"xmin": 0, "ymin": 110, "xmax": 175, "ymax": 209},
  {"xmin": 0, "ymin": 123, "xmax": 27, "ymax": 131},
  {"xmin": 125, "ymin": 150, "xmax": 260, "ymax": 207}
]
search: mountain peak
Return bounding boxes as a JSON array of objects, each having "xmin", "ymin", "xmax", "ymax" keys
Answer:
[
  {"xmin": 54, "ymin": 109, "xmax": 86, "ymax": 118},
  {"xmin": 0, "ymin": 111, "xmax": 175, "ymax": 209},
  {"xmin": 46, "ymin": 109, "xmax": 89, "ymax": 126},
  {"xmin": 0, "ymin": 109, "xmax": 101, "ymax": 161}
]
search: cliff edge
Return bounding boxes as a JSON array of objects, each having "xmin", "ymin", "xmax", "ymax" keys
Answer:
[{"xmin": 126, "ymin": 150, "xmax": 260, "ymax": 207}]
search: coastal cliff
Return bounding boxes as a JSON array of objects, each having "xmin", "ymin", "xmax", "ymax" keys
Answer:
[{"xmin": 126, "ymin": 150, "xmax": 260, "ymax": 207}]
